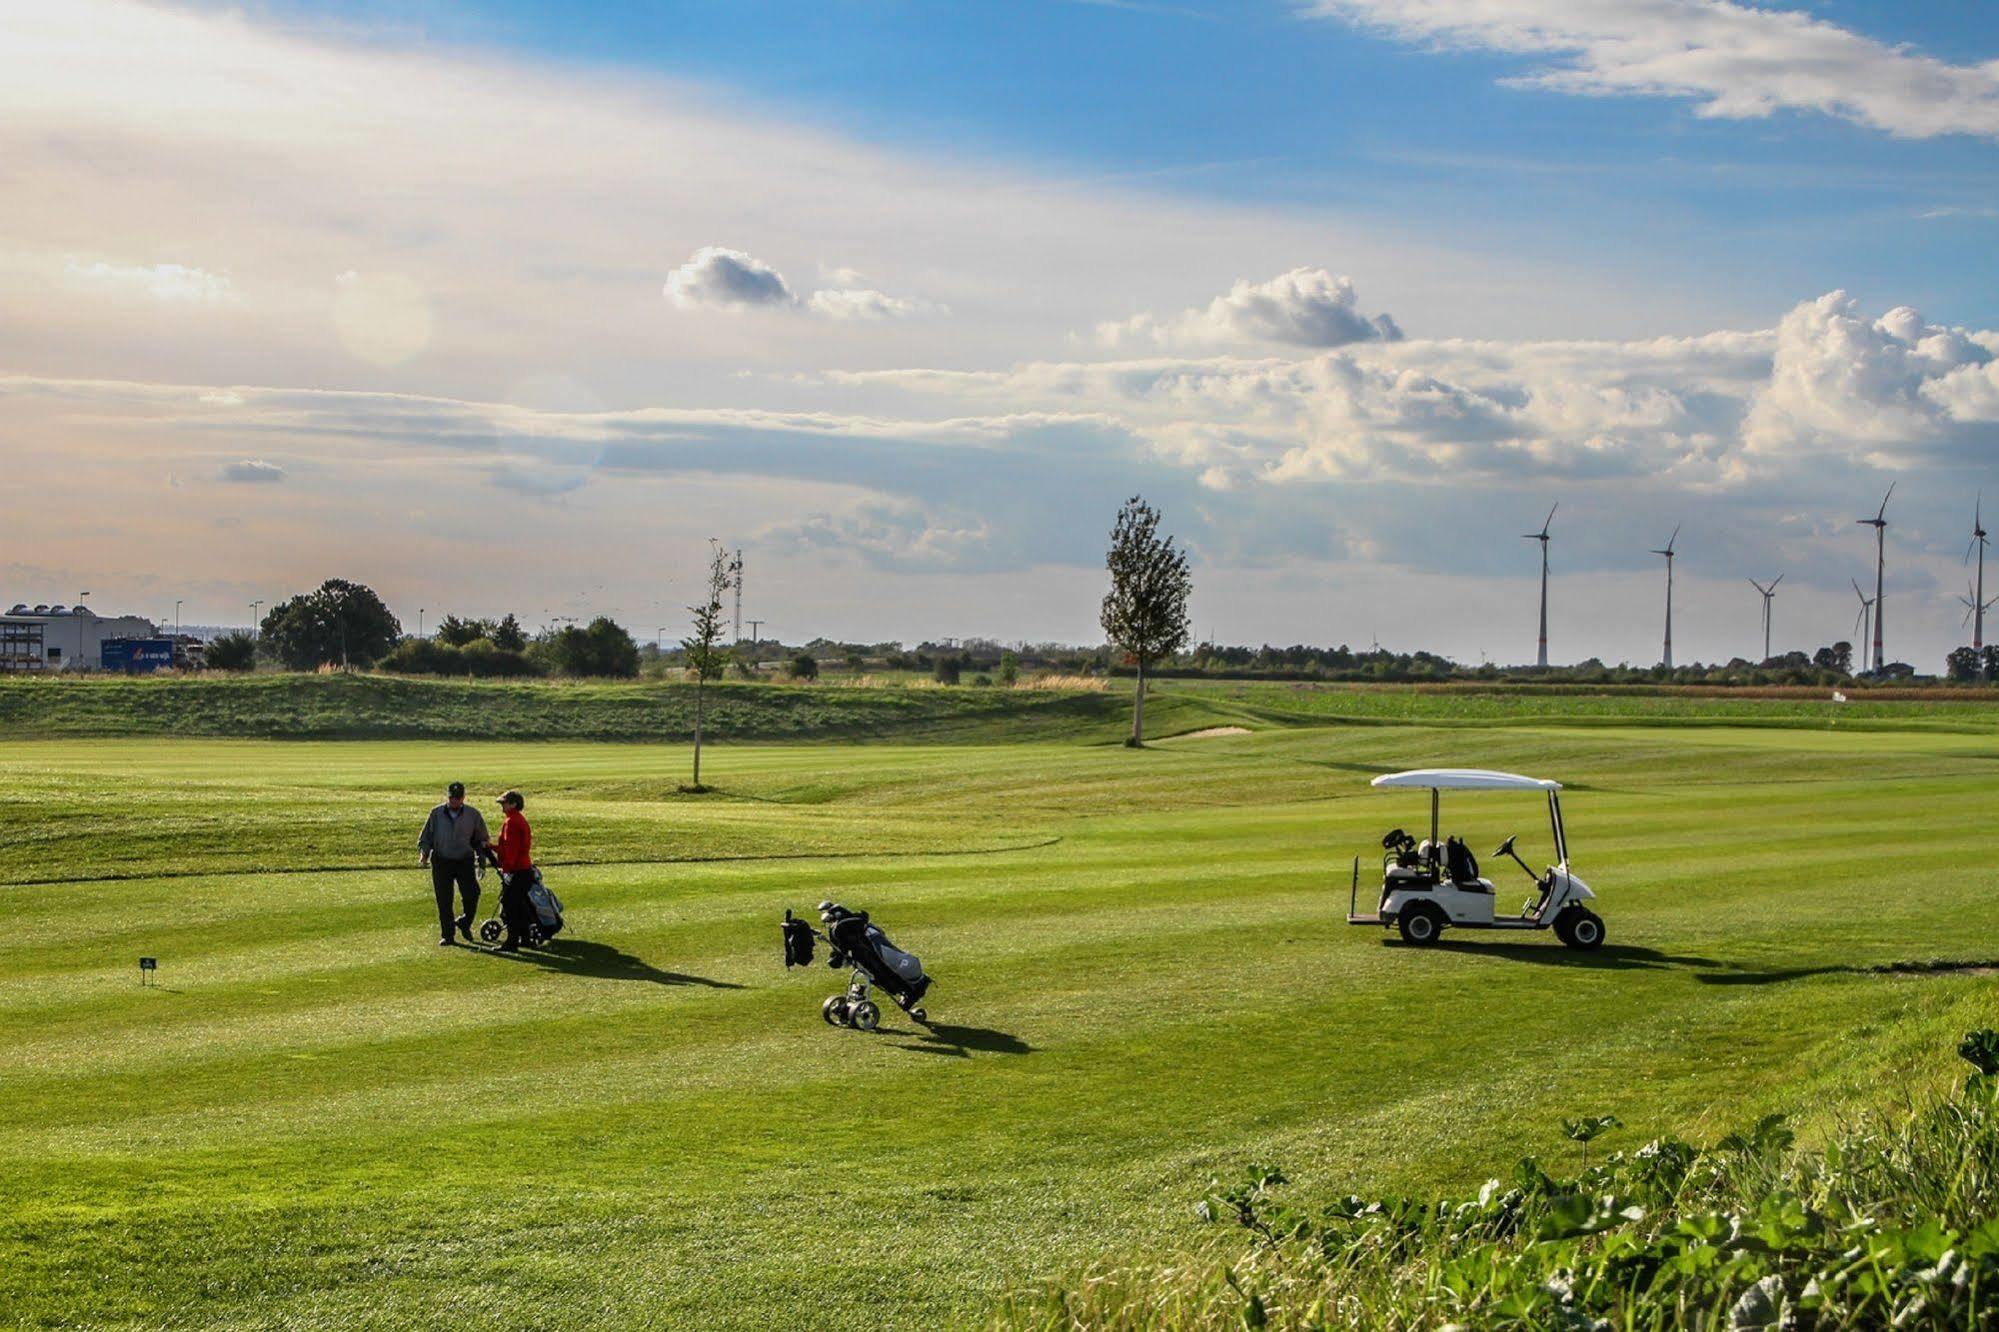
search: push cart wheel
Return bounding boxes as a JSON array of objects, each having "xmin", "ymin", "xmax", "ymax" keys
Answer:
[
  {"xmin": 1561, "ymin": 908, "xmax": 1604, "ymax": 951},
  {"xmin": 823, "ymin": 996, "xmax": 849, "ymax": 1026},
  {"xmin": 479, "ymin": 920, "xmax": 503, "ymax": 944},
  {"xmin": 909, "ymin": 1007, "xmax": 928, "ymax": 1025},
  {"xmin": 524, "ymin": 922, "xmax": 546, "ymax": 948},
  {"xmin": 1397, "ymin": 905, "xmax": 1443, "ymax": 946},
  {"xmin": 849, "ymin": 1000, "xmax": 881, "ymax": 1032}
]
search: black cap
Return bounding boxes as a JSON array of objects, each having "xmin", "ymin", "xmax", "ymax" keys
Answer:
[
  {"xmin": 499, "ymin": 789, "xmax": 524, "ymax": 810},
  {"xmin": 447, "ymin": 782, "xmax": 466, "ymax": 798}
]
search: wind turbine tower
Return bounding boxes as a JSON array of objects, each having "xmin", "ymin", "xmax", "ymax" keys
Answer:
[
  {"xmin": 1965, "ymin": 497, "xmax": 1993, "ymax": 673},
  {"xmin": 1856, "ymin": 484, "xmax": 1893, "ymax": 672},
  {"xmin": 1748, "ymin": 575, "xmax": 1783, "ymax": 663},
  {"xmin": 1652, "ymin": 525, "xmax": 1680, "ymax": 670},
  {"xmin": 1850, "ymin": 579, "xmax": 1875, "ymax": 674},
  {"xmin": 1524, "ymin": 504, "xmax": 1555, "ymax": 668}
]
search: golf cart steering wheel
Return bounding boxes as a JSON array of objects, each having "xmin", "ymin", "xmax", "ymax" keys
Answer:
[{"xmin": 1492, "ymin": 834, "xmax": 1517, "ymax": 859}]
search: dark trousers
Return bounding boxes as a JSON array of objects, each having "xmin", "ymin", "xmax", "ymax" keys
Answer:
[
  {"xmin": 431, "ymin": 856, "xmax": 479, "ymax": 941},
  {"xmin": 499, "ymin": 870, "xmax": 534, "ymax": 947}
]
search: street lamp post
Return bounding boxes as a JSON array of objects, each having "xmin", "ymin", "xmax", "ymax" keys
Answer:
[
  {"xmin": 419, "ymin": 608, "xmax": 426, "ymax": 640},
  {"xmin": 249, "ymin": 600, "xmax": 263, "ymax": 637},
  {"xmin": 175, "ymin": 600, "xmax": 182, "ymax": 638}
]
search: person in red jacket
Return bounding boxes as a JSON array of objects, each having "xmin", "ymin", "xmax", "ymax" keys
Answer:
[{"xmin": 493, "ymin": 790, "xmax": 534, "ymax": 952}]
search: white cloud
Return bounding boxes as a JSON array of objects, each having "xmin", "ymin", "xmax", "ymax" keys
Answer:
[
  {"xmin": 1742, "ymin": 291, "xmax": 1996, "ymax": 468},
  {"xmin": 65, "ymin": 259, "xmax": 233, "ymax": 304},
  {"xmin": 1097, "ymin": 268, "xmax": 1402, "ymax": 350},
  {"xmin": 1304, "ymin": 0, "xmax": 1999, "ymax": 140},
  {"xmin": 807, "ymin": 288, "xmax": 942, "ymax": 321},
  {"xmin": 219, "ymin": 458, "xmax": 284, "ymax": 483},
  {"xmin": 663, "ymin": 246, "xmax": 797, "ymax": 310}
]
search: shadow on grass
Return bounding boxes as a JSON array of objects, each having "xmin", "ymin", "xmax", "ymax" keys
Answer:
[
  {"xmin": 484, "ymin": 938, "xmax": 744, "ymax": 989},
  {"xmin": 886, "ymin": 1021, "xmax": 1033, "ymax": 1058},
  {"xmin": 1390, "ymin": 939, "xmax": 1999, "ymax": 988},
  {"xmin": 1390, "ymin": 940, "xmax": 1726, "ymax": 971},
  {"xmin": 1695, "ymin": 958, "xmax": 1999, "ymax": 987}
]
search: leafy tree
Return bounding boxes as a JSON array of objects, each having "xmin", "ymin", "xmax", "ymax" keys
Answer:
[
  {"xmin": 434, "ymin": 614, "xmax": 490, "ymax": 648},
  {"xmin": 490, "ymin": 613, "xmax": 528, "ymax": 652},
  {"xmin": 259, "ymin": 579, "xmax": 401, "ymax": 670},
  {"xmin": 1101, "ymin": 495, "xmax": 1192, "ymax": 746},
  {"xmin": 1814, "ymin": 642, "xmax": 1853, "ymax": 674},
  {"xmin": 1948, "ymin": 645, "xmax": 1981, "ymax": 682},
  {"xmin": 540, "ymin": 617, "xmax": 639, "ymax": 677},
  {"xmin": 998, "ymin": 649, "xmax": 1020, "ymax": 686},
  {"xmin": 204, "ymin": 630, "xmax": 258, "ymax": 672},
  {"xmin": 790, "ymin": 653, "xmax": 819, "ymax": 681},
  {"xmin": 682, "ymin": 540, "xmax": 732, "ymax": 791},
  {"xmin": 933, "ymin": 653, "xmax": 964, "ymax": 685}
]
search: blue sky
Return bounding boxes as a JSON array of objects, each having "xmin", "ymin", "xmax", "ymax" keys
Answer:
[
  {"xmin": 234, "ymin": 0, "xmax": 1999, "ymax": 328},
  {"xmin": 4, "ymin": 0, "xmax": 1999, "ymax": 666}
]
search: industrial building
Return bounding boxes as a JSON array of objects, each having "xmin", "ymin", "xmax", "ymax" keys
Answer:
[{"xmin": 0, "ymin": 603, "xmax": 165, "ymax": 672}]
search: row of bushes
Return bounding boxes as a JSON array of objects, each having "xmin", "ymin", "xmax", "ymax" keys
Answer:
[{"xmin": 1000, "ymin": 1033, "xmax": 1999, "ymax": 1329}]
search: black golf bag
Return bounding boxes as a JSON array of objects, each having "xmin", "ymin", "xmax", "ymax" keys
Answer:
[{"xmin": 780, "ymin": 902, "xmax": 931, "ymax": 1030}]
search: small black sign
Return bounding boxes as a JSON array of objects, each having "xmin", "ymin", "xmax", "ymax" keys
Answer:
[{"xmin": 139, "ymin": 957, "xmax": 157, "ymax": 971}]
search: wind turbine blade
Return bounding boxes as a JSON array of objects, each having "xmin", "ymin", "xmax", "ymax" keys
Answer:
[
  {"xmin": 1852, "ymin": 577, "xmax": 1866, "ymax": 600},
  {"xmin": 1770, "ymin": 573, "xmax": 1783, "ymax": 591},
  {"xmin": 1878, "ymin": 481, "xmax": 1895, "ymax": 521},
  {"xmin": 1544, "ymin": 503, "xmax": 1558, "ymax": 535}
]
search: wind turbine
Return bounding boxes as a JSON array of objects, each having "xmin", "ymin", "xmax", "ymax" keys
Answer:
[
  {"xmin": 1851, "ymin": 579, "xmax": 1875, "ymax": 674},
  {"xmin": 1747, "ymin": 575, "xmax": 1783, "ymax": 663},
  {"xmin": 1965, "ymin": 495, "xmax": 1992, "ymax": 667},
  {"xmin": 1523, "ymin": 504, "xmax": 1556, "ymax": 668},
  {"xmin": 1652, "ymin": 524, "xmax": 1680, "ymax": 669},
  {"xmin": 1856, "ymin": 483, "xmax": 1893, "ymax": 672}
]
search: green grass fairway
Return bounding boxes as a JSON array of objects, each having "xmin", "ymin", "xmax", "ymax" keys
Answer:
[{"xmin": 5, "ymin": 698, "xmax": 1999, "ymax": 1328}]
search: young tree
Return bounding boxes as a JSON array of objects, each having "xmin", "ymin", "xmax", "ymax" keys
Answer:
[
  {"xmin": 1100, "ymin": 495, "xmax": 1192, "ymax": 746},
  {"xmin": 790, "ymin": 653, "xmax": 819, "ymax": 681},
  {"xmin": 682, "ymin": 540, "xmax": 732, "ymax": 791}
]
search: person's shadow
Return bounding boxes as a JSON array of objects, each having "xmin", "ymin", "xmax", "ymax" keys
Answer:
[
  {"xmin": 488, "ymin": 938, "xmax": 743, "ymax": 989},
  {"xmin": 887, "ymin": 1020, "xmax": 1032, "ymax": 1058}
]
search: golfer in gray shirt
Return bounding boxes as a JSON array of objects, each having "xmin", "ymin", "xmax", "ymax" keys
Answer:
[{"xmin": 418, "ymin": 781, "xmax": 491, "ymax": 945}]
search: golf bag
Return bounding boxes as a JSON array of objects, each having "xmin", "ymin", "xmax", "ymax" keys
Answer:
[
  {"xmin": 526, "ymin": 868, "xmax": 565, "ymax": 941},
  {"xmin": 780, "ymin": 901, "xmax": 931, "ymax": 1030}
]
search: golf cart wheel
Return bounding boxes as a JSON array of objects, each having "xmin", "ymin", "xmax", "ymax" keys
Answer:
[
  {"xmin": 1559, "ymin": 907, "xmax": 1604, "ymax": 951},
  {"xmin": 1397, "ymin": 905, "xmax": 1444, "ymax": 946},
  {"xmin": 822, "ymin": 996, "xmax": 850, "ymax": 1027},
  {"xmin": 479, "ymin": 919, "xmax": 503, "ymax": 944},
  {"xmin": 909, "ymin": 1007, "xmax": 928, "ymax": 1025},
  {"xmin": 524, "ymin": 922, "xmax": 546, "ymax": 948},
  {"xmin": 849, "ymin": 1000, "xmax": 881, "ymax": 1032}
]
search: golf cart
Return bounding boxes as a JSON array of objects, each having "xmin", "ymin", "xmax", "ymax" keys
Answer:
[{"xmin": 1345, "ymin": 768, "xmax": 1603, "ymax": 950}]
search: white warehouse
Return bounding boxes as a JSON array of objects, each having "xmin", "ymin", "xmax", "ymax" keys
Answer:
[{"xmin": 1, "ymin": 604, "xmax": 161, "ymax": 672}]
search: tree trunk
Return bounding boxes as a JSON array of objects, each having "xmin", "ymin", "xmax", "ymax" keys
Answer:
[
  {"xmin": 1130, "ymin": 656, "xmax": 1146, "ymax": 747},
  {"xmin": 692, "ymin": 676, "xmax": 705, "ymax": 789}
]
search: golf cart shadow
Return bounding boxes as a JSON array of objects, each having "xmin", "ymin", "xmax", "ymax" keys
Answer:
[
  {"xmin": 887, "ymin": 1021, "xmax": 1032, "ymax": 1058},
  {"xmin": 1391, "ymin": 939, "xmax": 1725, "ymax": 972},
  {"xmin": 498, "ymin": 938, "xmax": 744, "ymax": 989}
]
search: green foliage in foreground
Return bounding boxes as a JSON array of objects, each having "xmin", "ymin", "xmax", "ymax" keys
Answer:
[{"xmin": 1001, "ymin": 1036, "xmax": 1999, "ymax": 1331}]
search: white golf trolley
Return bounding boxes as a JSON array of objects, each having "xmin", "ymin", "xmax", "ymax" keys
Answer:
[{"xmin": 1345, "ymin": 768, "xmax": 1604, "ymax": 950}]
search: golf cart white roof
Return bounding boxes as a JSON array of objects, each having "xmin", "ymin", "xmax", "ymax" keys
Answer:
[{"xmin": 1371, "ymin": 768, "xmax": 1561, "ymax": 792}]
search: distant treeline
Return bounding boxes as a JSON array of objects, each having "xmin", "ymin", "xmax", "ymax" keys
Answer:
[{"xmin": 200, "ymin": 578, "xmax": 1997, "ymax": 686}]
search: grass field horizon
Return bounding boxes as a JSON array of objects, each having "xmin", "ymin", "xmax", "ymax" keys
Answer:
[{"xmin": 5, "ymin": 691, "xmax": 1997, "ymax": 1328}]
